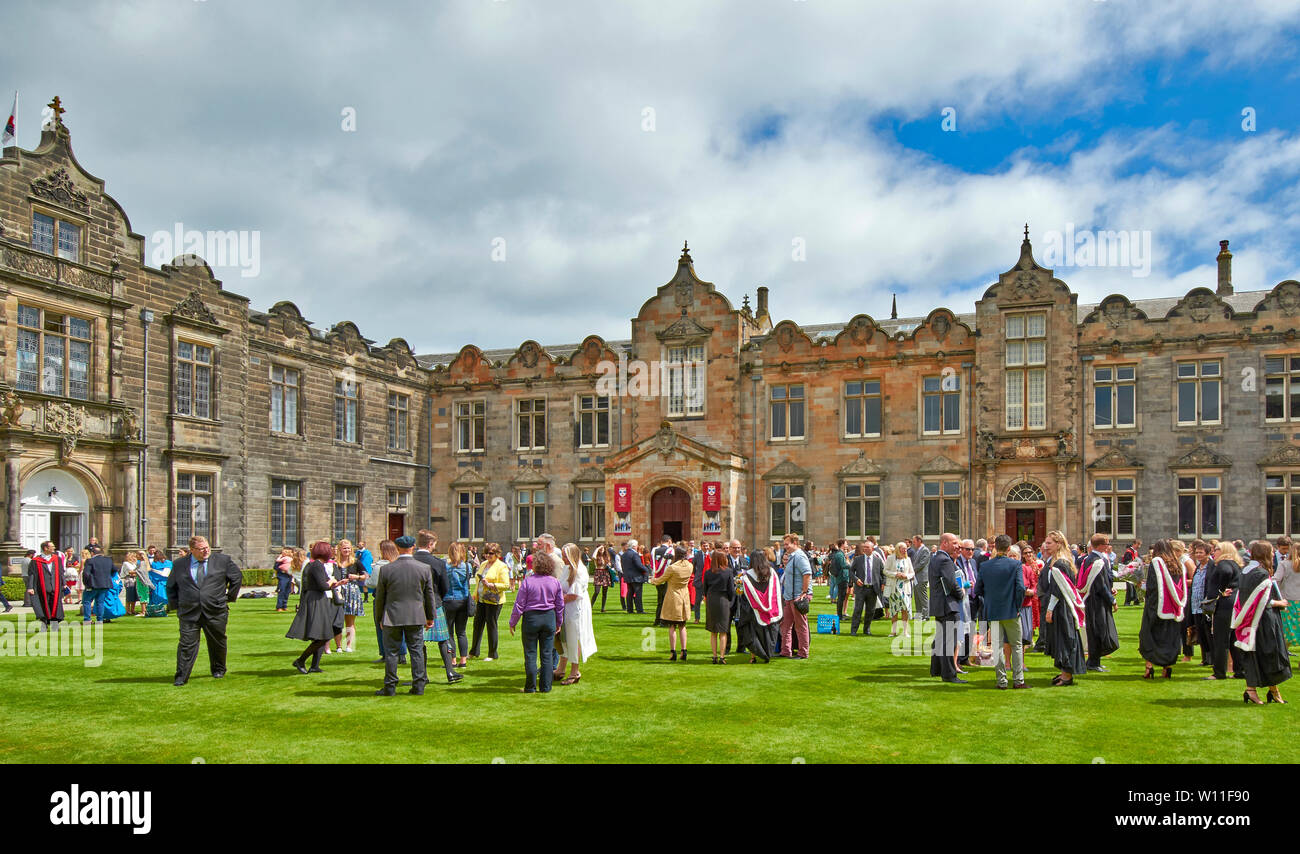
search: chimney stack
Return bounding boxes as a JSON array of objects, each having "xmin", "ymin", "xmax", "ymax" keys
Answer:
[
  {"xmin": 1216, "ymin": 240, "xmax": 1233, "ymax": 296},
  {"xmin": 756, "ymin": 286, "xmax": 769, "ymax": 318}
]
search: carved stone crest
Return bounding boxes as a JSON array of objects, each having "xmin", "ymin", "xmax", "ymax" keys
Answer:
[
  {"xmin": 31, "ymin": 168, "xmax": 90, "ymax": 212},
  {"xmin": 1102, "ymin": 301, "xmax": 1129, "ymax": 329},
  {"xmin": 1277, "ymin": 282, "xmax": 1300, "ymax": 317},
  {"xmin": 519, "ymin": 342, "xmax": 540, "ymax": 369},
  {"xmin": 45, "ymin": 401, "xmax": 86, "ymax": 437},
  {"xmin": 172, "ymin": 291, "xmax": 219, "ymax": 326},
  {"xmin": 674, "ymin": 279, "xmax": 694, "ymax": 308},
  {"xmin": 0, "ymin": 392, "xmax": 24, "ymax": 428},
  {"xmin": 655, "ymin": 420, "xmax": 677, "ymax": 457},
  {"xmin": 775, "ymin": 325, "xmax": 795, "ymax": 353},
  {"xmin": 1013, "ymin": 273, "xmax": 1040, "ymax": 300},
  {"xmin": 848, "ymin": 316, "xmax": 871, "ymax": 346},
  {"xmin": 930, "ymin": 314, "xmax": 951, "ymax": 338}
]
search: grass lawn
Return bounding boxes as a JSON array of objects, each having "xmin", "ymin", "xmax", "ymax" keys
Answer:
[{"xmin": 1, "ymin": 589, "xmax": 1294, "ymax": 764}]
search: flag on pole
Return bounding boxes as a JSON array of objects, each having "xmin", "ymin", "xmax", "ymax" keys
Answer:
[{"xmin": 1, "ymin": 91, "xmax": 15, "ymax": 149}]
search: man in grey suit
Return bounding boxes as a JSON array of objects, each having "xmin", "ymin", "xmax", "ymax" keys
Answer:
[
  {"xmin": 166, "ymin": 536, "xmax": 243, "ymax": 686},
  {"xmin": 374, "ymin": 535, "xmax": 437, "ymax": 696},
  {"xmin": 911, "ymin": 534, "xmax": 931, "ymax": 618},
  {"xmin": 850, "ymin": 539, "xmax": 885, "ymax": 636}
]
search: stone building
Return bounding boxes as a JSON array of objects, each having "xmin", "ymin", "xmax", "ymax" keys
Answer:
[{"xmin": 2, "ymin": 99, "xmax": 1298, "ymax": 570}]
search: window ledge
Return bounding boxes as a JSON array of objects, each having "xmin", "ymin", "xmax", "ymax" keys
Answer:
[
  {"xmin": 841, "ymin": 435, "xmax": 884, "ymax": 442},
  {"xmin": 333, "ymin": 440, "xmax": 364, "ymax": 450},
  {"xmin": 270, "ymin": 430, "xmax": 306, "ymax": 440},
  {"xmin": 169, "ymin": 413, "xmax": 222, "ymax": 427}
]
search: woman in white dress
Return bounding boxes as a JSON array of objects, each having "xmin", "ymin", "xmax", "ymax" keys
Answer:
[
  {"xmin": 883, "ymin": 542, "xmax": 915, "ymax": 637},
  {"xmin": 556, "ymin": 543, "xmax": 596, "ymax": 685}
]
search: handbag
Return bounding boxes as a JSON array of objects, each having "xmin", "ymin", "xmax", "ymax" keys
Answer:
[
  {"xmin": 476, "ymin": 572, "xmax": 502, "ymax": 606},
  {"xmin": 794, "ymin": 596, "xmax": 810, "ymax": 615},
  {"xmin": 1200, "ymin": 597, "xmax": 1218, "ymax": 617}
]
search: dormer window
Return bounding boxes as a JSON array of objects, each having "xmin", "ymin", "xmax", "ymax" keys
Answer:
[
  {"xmin": 32, "ymin": 212, "xmax": 80, "ymax": 262},
  {"xmin": 666, "ymin": 345, "xmax": 705, "ymax": 417}
]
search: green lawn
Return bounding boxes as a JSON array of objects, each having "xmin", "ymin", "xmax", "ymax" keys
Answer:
[{"xmin": 1, "ymin": 590, "xmax": 1294, "ymax": 764}]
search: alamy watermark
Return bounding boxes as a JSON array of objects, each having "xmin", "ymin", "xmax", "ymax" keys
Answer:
[
  {"xmin": 1039, "ymin": 224, "xmax": 1151, "ymax": 277},
  {"xmin": 149, "ymin": 223, "xmax": 261, "ymax": 278},
  {"xmin": 0, "ymin": 614, "xmax": 103, "ymax": 666}
]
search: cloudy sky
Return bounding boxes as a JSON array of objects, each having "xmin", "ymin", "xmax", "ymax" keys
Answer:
[{"xmin": 6, "ymin": 0, "xmax": 1300, "ymax": 355}]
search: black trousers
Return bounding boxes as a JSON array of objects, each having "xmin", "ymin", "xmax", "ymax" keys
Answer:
[
  {"xmin": 383, "ymin": 625, "xmax": 426, "ymax": 691},
  {"xmin": 175, "ymin": 613, "xmax": 228, "ymax": 682},
  {"xmin": 835, "ymin": 585, "xmax": 849, "ymax": 621},
  {"xmin": 654, "ymin": 582, "xmax": 665, "ymax": 624},
  {"xmin": 929, "ymin": 615, "xmax": 959, "ymax": 681},
  {"xmin": 1124, "ymin": 582, "xmax": 1138, "ymax": 605},
  {"xmin": 851, "ymin": 587, "xmax": 878, "ymax": 635},
  {"xmin": 625, "ymin": 581, "xmax": 644, "ymax": 613},
  {"xmin": 1195, "ymin": 612, "xmax": 1213, "ymax": 664},
  {"xmin": 1211, "ymin": 601, "xmax": 1243, "ymax": 679},
  {"xmin": 470, "ymin": 601, "xmax": 502, "ymax": 658},
  {"xmin": 443, "ymin": 599, "xmax": 470, "ymax": 658}
]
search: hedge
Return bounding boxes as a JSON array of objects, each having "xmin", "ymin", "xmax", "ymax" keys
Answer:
[{"xmin": 242, "ymin": 569, "xmax": 276, "ymax": 586}]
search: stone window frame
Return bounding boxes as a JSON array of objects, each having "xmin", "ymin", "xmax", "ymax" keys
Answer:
[
  {"xmin": 840, "ymin": 479, "xmax": 883, "ymax": 539},
  {"xmin": 1092, "ymin": 363, "xmax": 1137, "ymax": 431},
  {"xmin": 332, "ymin": 482, "xmax": 362, "ymax": 543},
  {"xmin": 455, "ymin": 488, "xmax": 485, "ymax": 542},
  {"xmin": 919, "ymin": 373, "xmax": 962, "ymax": 437},
  {"xmin": 515, "ymin": 486, "xmax": 547, "ymax": 541},
  {"xmin": 663, "ymin": 343, "xmax": 706, "ymax": 419},
  {"xmin": 1263, "ymin": 469, "xmax": 1300, "ymax": 537},
  {"xmin": 15, "ymin": 299, "xmax": 96, "ymax": 401},
  {"xmin": 1091, "ymin": 473, "xmax": 1137, "ymax": 539},
  {"xmin": 1263, "ymin": 353, "xmax": 1300, "ymax": 425},
  {"xmin": 515, "ymin": 395, "xmax": 548, "ymax": 452},
  {"xmin": 333, "ymin": 375, "xmax": 361, "ymax": 446},
  {"xmin": 576, "ymin": 485, "xmax": 606, "ymax": 542},
  {"xmin": 454, "ymin": 398, "xmax": 486, "ymax": 454},
  {"xmin": 269, "ymin": 478, "xmax": 302, "ymax": 549},
  {"xmin": 268, "ymin": 363, "xmax": 301, "ymax": 436},
  {"xmin": 768, "ymin": 382, "xmax": 807, "ymax": 443},
  {"xmin": 842, "ymin": 378, "xmax": 884, "ymax": 441},
  {"xmin": 1174, "ymin": 358, "xmax": 1223, "ymax": 428},
  {"xmin": 1004, "ymin": 310, "xmax": 1047, "ymax": 432},
  {"xmin": 173, "ymin": 331, "xmax": 218, "ymax": 421},
  {"xmin": 387, "ymin": 390, "xmax": 410, "ymax": 452},
  {"xmin": 171, "ymin": 461, "xmax": 220, "ymax": 552},
  {"xmin": 1174, "ymin": 470, "xmax": 1223, "ymax": 540},
  {"xmin": 920, "ymin": 477, "xmax": 962, "ymax": 538},
  {"xmin": 768, "ymin": 481, "xmax": 807, "ymax": 541},
  {"xmin": 575, "ymin": 392, "xmax": 611, "ymax": 449},
  {"xmin": 30, "ymin": 205, "xmax": 84, "ymax": 263}
]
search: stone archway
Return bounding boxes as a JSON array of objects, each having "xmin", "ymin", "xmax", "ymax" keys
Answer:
[
  {"xmin": 1003, "ymin": 479, "xmax": 1048, "ymax": 549},
  {"xmin": 650, "ymin": 486, "xmax": 691, "ymax": 544},
  {"xmin": 19, "ymin": 466, "xmax": 93, "ymax": 554}
]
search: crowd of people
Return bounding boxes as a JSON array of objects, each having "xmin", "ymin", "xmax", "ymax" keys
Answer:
[{"xmin": 11, "ymin": 525, "xmax": 1297, "ymax": 703}]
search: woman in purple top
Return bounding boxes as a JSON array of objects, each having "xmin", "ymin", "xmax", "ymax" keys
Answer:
[{"xmin": 509, "ymin": 551, "xmax": 566, "ymax": 693}]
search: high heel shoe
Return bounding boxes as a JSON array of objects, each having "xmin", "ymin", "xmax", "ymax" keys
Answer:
[
  {"xmin": 1162, "ymin": 667, "xmax": 1172, "ymax": 679},
  {"xmin": 1142, "ymin": 664, "xmax": 1154, "ymax": 679},
  {"xmin": 1244, "ymin": 690, "xmax": 1264, "ymax": 705},
  {"xmin": 1267, "ymin": 692, "xmax": 1287, "ymax": 704},
  {"xmin": 680, "ymin": 649, "xmax": 687, "ymax": 661},
  {"xmin": 669, "ymin": 650, "xmax": 677, "ymax": 662},
  {"xmin": 712, "ymin": 656, "xmax": 718, "ymax": 664},
  {"xmin": 719, "ymin": 657, "xmax": 727, "ymax": 665}
]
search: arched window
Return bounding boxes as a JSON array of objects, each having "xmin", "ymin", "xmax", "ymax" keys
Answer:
[{"xmin": 1006, "ymin": 481, "xmax": 1046, "ymax": 504}]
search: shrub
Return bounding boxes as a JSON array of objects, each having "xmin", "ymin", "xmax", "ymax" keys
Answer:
[
  {"xmin": 2, "ymin": 576, "xmax": 24, "ymax": 603},
  {"xmin": 242, "ymin": 569, "xmax": 276, "ymax": 586}
]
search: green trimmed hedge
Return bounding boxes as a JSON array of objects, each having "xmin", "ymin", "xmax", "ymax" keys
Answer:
[
  {"xmin": 242, "ymin": 569, "xmax": 276, "ymax": 586},
  {"xmin": 2, "ymin": 576, "xmax": 24, "ymax": 603}
]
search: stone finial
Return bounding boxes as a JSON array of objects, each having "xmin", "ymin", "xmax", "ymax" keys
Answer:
[
  {"xmin": 1216, "ymin": 239, "xmax": 1233, "ymax": 296},
  {"xmin": 890, "ymin": 293, "xmax": 898, "ymax": 320}
]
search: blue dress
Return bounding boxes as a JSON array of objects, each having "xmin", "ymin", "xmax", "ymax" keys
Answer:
[
  {"xmin": 146, "ymin": 560, "xmax": 172, "ymax": 615},
  {"xmin": 105, "ymin": 572, "xmax": 127, "ymax": 619}
]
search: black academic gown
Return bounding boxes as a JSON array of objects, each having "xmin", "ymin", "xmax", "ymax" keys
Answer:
[
  {"xmin": 1081, "ymin": 555, "xmax": 1119, "ymax": 661},
  {"xmin": 25, "ymin": 555, "xmax": 66, "ymax": 624},
  {"xmin": 285, "ymin": 561, "xmax": 337, "ymax": 642},
  {"xmin": 1138, "ymin": 564, "xmax": 1183, "ymax": 667},
  {"xmin": 735, "ymin": 571, "xmax": 779, "ymax": 662},
  {"xmin": 1236, "ymin": 567, "xmax": 1292, "ymax": 688},
  {"xmin": 1045, "ymin": 559, "xmax": 1086, "ymax": 675}
]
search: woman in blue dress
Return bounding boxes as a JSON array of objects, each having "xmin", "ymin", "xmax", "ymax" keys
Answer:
[
  {"xmin": 104, "ymin": 563, "xmax": 127, "ymax": 620},
  {"xmin": 146, "ymin": 547, "xmax": 172, "ymax": 616}
]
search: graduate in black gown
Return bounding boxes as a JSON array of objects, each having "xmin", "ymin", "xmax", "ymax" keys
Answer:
[
  {"xmin": 1232, "ymin": 540, "xmax": 1292, "ymax": 705},
  {"xmin": 735, "ymin": 551, "xmax": 782, "ymax": 663},
  {"xmin": 1205, "ymin": 542, "xmax": 1244, "ymax": 680},
  {"xmin": 24, "ymin": 542, "xmax": 66, "ymax": 629},
  {"xmin": 1042, "ymin": 532, "xmax": 1086, "ymax": 686},
  {"xmin": 286, "ymin": 544, "xmax": 351, "ymax": 673},
  {"xmin": 1078, "ymin": 533, "xmax": 1119, "ymax": 672},
  {"xmin": 1138, "ymin": 539, "xmax": 1186, "ymax": 679}
]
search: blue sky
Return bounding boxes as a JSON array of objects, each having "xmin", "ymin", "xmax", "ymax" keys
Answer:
[{"xmin": 4, "ymin": 1, "xmax": 1300, "ymax": 353}]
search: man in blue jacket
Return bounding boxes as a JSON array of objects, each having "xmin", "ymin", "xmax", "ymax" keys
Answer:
[{"xmin": 972, "ymin": 534, "xmax": 1029, "ymax": 690}]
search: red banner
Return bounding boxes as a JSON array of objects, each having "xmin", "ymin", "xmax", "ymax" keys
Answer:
[
  {"xmin": 614, "ymin": 482, "xmax": 632, "ymax": 513},
  {"xmin": 702, "ymin": 481, "xmax": 721, "ymax": 512}
]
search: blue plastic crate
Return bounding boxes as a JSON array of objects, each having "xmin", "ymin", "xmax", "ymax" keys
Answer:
[{"xmin": 816, "ymin": 613, "xmax": 839, "ymax": 634}]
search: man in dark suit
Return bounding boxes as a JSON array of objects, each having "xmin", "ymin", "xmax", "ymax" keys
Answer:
[
  {"xmin": 911, "ymin": 535, "xmax": 931, "ymax": 618},
  {"xmin": 374, "ymin": 535, "xmax": 438, "ymax": 695},
  {"xmin": 621, "ymin": 539, "xmax": 648, "ymax": 614},
  {"xmin": 413, "ymin": 529, "xmax": 460, "ymax": 683},
  {"xmin": 972, "ymin": 534, "xmax": 1028, "ymax": 690},
  {"xmin": 850, "ymin": 540, "xmax": 884, "ymax": 636},
  {"xmin": 927, "ymin": 532, "xmax": 966, "ymax": 684},
  {"xmin": 166, "ymin": 536, "xmax": 242, "ymax": 686},
  {"xmin": 690, "ymin": 543, "xmax": 708, "ymax": 622},
  {"xmin": 81, "ymin": 546, "xmax": 116, "ymax": 623}
]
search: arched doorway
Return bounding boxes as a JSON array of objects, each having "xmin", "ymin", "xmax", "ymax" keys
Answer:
[
  {"xmin": 20, "ymin": 468, "xmax": 89, "ymax": 553},
  {"xmin": 1004, "ymin": 480, "xmax": 1047, "ymax": 549},
  {"xmin": 650, "ymin": 486, "xmax": 691, "ymax": 544}
]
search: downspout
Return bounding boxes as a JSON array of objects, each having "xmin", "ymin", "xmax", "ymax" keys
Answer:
[
  {"xmin": 750, "ymin": 370, "xmax": 759, "ymax": 545},
  {"xmin": 138, "ymin": 309, "xmax": 154, "ymax": 547},
  {"xmin": 1080, "ymin": 353, "xmax": 1091, "ymax": 544},
  {"xmin": 425, "ymin": 391, "xmax": 433, "ymax": 530},
  {"xmin": 964, "ymin": 361, "xmax": 973, "ymax": 536}
]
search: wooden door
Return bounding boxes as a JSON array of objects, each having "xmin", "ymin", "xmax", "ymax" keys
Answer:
[
  {"xmin": 650, "ymin": 487, "xmax": 691, "ymax": 544},
  {"xmin": 387, "ymin": 513, "xmax": 405, "ymax": 541}
]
